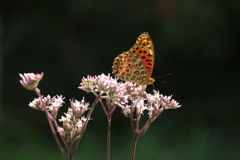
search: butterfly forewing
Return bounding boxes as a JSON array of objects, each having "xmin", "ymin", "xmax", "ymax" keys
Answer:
[
  {"xmin": 112, "ymin": 32, "xmax": 155, "ymax": 85},
  {"xmin": 129, "ymin": 32, "xmax": 155, "ymax": 78}
]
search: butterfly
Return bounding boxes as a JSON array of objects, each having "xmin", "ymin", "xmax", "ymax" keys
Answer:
[{"xmin": 112, "ymin": 32, "xmax": 155, "ymax": 85}]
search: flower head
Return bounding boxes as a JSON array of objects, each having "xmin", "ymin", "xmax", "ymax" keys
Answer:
[
  {"xmin": 146, "ymin": 90, "xmax": 161, "ymax": 110},
  {"xmin": 135, "ymin": 99, "xmax": 147, "ymax": 116},
  {"xmin": 167, "ymin": 99, "xmax": 181, "ymax": 109},
  {"xmin": 146, "ymin": 91, "xmax": 181, "ymax": 118},
  {"xmin": 78, "ymin": 75, "xmax": 96, "ymax": 92},
  {"xmin": 29, "ymin": 95, "xmax": 53, "ymax": 111},
  {"xmin": 79, "ymin": 74, "xmax": 181, "ymax": 121},
  {"xmin": 70, "ymin": 97, "xmax": 89, "ymax": 118},
  {"xmin": 127, "ymin": 83, "xmax": 147, "ymax": 100},
  {"xmin": 122, "ymin": 105, "xmax": 131, "ymax": 117},
  {"xmin": 19, "ymin": 73, "xmax": 44, "ymax": 90},
  {"xmin": 57, "ymin": 98, "xmax": 90, "ymax": 142},
  {"xmin": 94, "ymin": 74, "xmax": 118, "ymax": 94},
  {"xmin": 106, "ymin": 82, "xmax": 128, "ymax": 108},
  {"xmin": 59, "ymin": 108, "xmax": 73, "ymax": 133},
  {"xmin": 75, "ymin": 116, "xmax": 87, "ymax": 136},
  {"xmin": 47, "ymin": 95, "xmax": 65, "ymax": 118},
  {"xmin": 79, "ymin": 74, "xmax": 129, "ymax": 107},
  {"xmin": 58, "ymin": 127, "xmax": 67, "ymax": 138},
  {"xmin": 120, "ymin": 89, "xmax": 181, "ymax": 119},
  {"xmin": 79, "ymin": 74, "xmax": 119, "ymax": 95}
]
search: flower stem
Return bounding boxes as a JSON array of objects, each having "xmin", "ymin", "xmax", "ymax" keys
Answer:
[
  {"xmin": 72, "ymin": 95, "xmax": 100, "ymax": 154},
  {"xmin": 107, "ymin": 115, "xmax": 111, "ymax": 160},
  {"xmin": 52, "ymin": 120, "xmax": 69, "ymax": 148},
  {"xmin": 99, "ymin": 99, "xmax": 116, "ymax": 160},
  {"xmin": 34, "ymin": 88, "xmax": 67, "ymax": 160},
  {"xmin": 68, "ymin": 145, "xmax": 72, "ymax": 160},
  {"xmin": 131, "ymin": 136, "xmax": 138, "ymax": 160},
  {"xmin": 98, "ymin": 98, "xmax": 108, "ymax": 116},
  {"xmin": 137, "ymin": 120, "xmax": 151, "ymax": 139}
]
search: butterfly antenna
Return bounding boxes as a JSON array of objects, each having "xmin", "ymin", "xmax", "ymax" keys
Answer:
[
  {"xmin": 155, "ymin": 73, "xmax": 172, "ymax": 79},
  {"xmin": 155, "ymin": 73, "xmax": 172, "ymax": 84},
  {"xmin": 156, "ymin": 80, "xmax": 166, "ymax": 83}
]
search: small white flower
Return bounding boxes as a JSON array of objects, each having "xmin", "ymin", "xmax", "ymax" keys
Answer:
[
  {"xmin": 57, "ymin": 127, "xmax": 67, "ymax": 137},
  {"xmin": 122, "ymin": 105, "xmax": 131, "ymax": 117},
  {"xmin": 59, "ymin": 112, "xmax": 73, "ymax": 133},
  {"xmin": 48, "ymin": 95, "xmax": 65, "ymax": 118},
  {"xmin": 135, "ymin": 99, "xmax": 147, "ymax": 116},
  {"xmin": 70, "ymin": 97, "xmax": 89, "ymax": 118},
  {"xmin": 29, "ymin": 95, "xmax": 52, "ymax": 111}
]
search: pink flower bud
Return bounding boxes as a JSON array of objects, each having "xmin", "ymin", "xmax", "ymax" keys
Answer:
[{"xmin": 19, "ymin": 73, "xmax": 44, "ymax": 90}]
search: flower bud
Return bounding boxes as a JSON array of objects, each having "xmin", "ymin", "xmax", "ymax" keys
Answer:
[{"xmin": 19, "ymin": 73, "xmax": 44, "ymax": 90}]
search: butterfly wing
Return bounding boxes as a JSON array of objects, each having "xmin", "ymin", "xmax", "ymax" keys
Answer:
[
  {"xmin": 129, "ymin": 32, "xmax": 155, "ymax": 79},
  {"xmin": 112, "ymin": 32, "xmax": 155, "ymax": 85},
  {"xmin": 112, "ymin": 51, "xmax": 149, "ymax": 84}
]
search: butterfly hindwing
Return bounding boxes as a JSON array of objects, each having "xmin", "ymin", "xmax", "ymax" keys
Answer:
[{"xmin": 112, "ymin": 51, "xmax": 148, "ymax": 83}]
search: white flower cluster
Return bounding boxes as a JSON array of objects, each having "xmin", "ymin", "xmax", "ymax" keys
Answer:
[
  {"xmin": 79, "ymin": 74, "xmax": 181, "ymax": 120},
  {"xmin": 58, "ymin": 98, "xmax": 89, "ymax": 142},
  {"xmin": 29, "ymin": 95, "xmax": 53, "ymax": 111}
]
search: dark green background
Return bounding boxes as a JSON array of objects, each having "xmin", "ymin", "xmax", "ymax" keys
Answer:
[{"xmin": 1, "ymin": 0, "xmax": 239, "ymax": 160}]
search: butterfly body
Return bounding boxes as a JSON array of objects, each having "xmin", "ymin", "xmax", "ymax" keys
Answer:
[{"xmin": 112, "ymin": 32, "xmax": 155, "ymax": 85}]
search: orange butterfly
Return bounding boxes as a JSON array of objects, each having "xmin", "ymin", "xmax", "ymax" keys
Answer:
[{"xmin": 112, "ymin": 32, "xmax": 155, "ymax": 85}]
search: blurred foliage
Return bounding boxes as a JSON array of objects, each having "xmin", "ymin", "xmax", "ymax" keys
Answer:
[{"xmin": 0, "ymin": 0, "xmax": 240, "ymax": 159}]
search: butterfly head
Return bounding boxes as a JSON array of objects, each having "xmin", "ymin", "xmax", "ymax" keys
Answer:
[
  {"xmin": 147, "ymin": 77, "xmax": 155, "ymax": 85},
  {"xmin": 139, "ymin": 77, "xmax": 155, "ymax": 85}
]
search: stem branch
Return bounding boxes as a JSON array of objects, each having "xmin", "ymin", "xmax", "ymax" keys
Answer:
[
  {"xmin": 34, "ymin": 88, "xmax": 67, "ymax": 160},
  {"xmin": 72, "ymin": 95, "xmax": 100, "ymax": 154}
]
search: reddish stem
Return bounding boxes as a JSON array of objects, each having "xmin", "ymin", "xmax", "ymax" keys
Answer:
[
  {"xmin": 72, "ymin": 95, "xmax": 100, "ymax": 154},
  {"xmin": 131, "ymin": 136, "xmax": 138, "ymax": 160},
  {"xmin": 107, "ymin": 114, "xmax": 111, "ymax": 160},
  {"xmin": 34, "ymin": 88, "xmax": 67, "ymax": 160}
]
